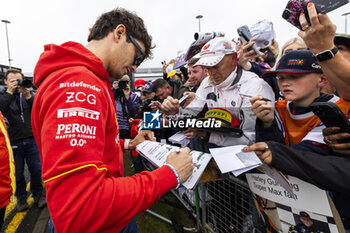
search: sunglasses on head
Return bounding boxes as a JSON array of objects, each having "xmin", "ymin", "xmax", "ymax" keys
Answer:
[{"xmin": 127, "ymin": 33, "xmax": 146, "ymax": 67}]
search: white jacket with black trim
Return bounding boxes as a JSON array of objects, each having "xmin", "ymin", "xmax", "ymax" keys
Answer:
[{"xmin": 184, "ymin": 66, "xmax": 275, "ymax": 147}]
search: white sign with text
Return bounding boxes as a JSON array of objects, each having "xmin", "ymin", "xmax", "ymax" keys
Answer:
[{"xmin": 246, "ymin": 173, "xmax": 332, "ymax": 216}]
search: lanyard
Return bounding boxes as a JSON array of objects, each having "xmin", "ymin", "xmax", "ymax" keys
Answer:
[{"xmin": 19, "ymin": 93, "xmax": 24, "ymax": 123}]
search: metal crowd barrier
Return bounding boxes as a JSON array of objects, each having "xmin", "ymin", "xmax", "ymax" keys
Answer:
[
  {"xmin": 138, "ymin": 141, "xmax": 261, "ymax": 232},
  {"xmin": 146, "ymin": 173, "xmax": 261, "ymax": 233},
  {"xmin": 200, "ymin": 175, "xmax": 261, "ymax": 233}
]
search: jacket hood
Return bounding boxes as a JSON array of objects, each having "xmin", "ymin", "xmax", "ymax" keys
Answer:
[{"xmin": 34, "ymin": 41, "xmax": 109, "ymax": 87}]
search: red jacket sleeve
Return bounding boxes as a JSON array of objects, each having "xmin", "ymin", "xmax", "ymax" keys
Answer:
[{"xmin": 32, "ymin": 69, "xmax": 177, "ymax": 233}]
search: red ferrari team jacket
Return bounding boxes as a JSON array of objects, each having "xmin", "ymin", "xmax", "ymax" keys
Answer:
[
  {"xmin": 32, "ymin": 41, "xmax": 177, "ymax": 233},
  {"xmin": 0, "ymin": 112, "xmax": 15, "ymax": 210}
]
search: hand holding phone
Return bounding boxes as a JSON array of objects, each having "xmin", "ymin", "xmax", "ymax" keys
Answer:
[
  {"xmin": 237, "ymin": 25, "xmax": 263, "ymax": 56},
  {"xmin": 282, "ymin": 0, "xmax": 349, "ymax": 29},
  {"xmin": 322, "ymin": 127, "xmax": 350, "ymax": 154},
  {"xmin": 310, "ymin": 102, "xmax": 350, "ymax": 143}
]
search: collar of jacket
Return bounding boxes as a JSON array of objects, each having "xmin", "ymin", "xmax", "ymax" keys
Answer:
[
  {"xmin": 288, "ymin": 93, "xmax": 334, "ymax": 115},
  {"xmin": 208, "ymin": 66, "xmax": 237, "ymax": 90}
]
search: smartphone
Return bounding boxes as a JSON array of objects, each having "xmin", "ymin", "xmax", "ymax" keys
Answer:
[
  {"xmin": 282, "ymin": 0, "xmax": 349, "ymax": 29},
  {"xmin": 310, "ymin": 102, "xmax": 350, "ymax": 143},
  {"xmin": 237, "ymin": 25, "xmax": 263, "ymax": 56}
]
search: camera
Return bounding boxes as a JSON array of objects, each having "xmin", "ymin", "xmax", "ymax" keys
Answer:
[
  {"xmin": 118, "ymin": 81, "xmax": 128, "ymax": 90},
  {"xmin": 16, "ymin": 79, "xmax": 33, "ymax": 88},
  {"xmin": 161, "ymin": 61, "xmax": 166, "ymax": 65},
  {"xmin": 194, "ymin": 31, "xmax": 225, "ymax": 41},
  {"xmin": 282, "ymin": 9, "xmax": 291, "ymax": 20}
]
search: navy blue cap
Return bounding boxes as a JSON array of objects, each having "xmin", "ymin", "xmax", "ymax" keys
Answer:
[
  {"xmin": 143, "ymin": 81, "xmax": 153, "ymax": 93},
  {"xmin": 261, "ymin": 50, "xmax": 323, "ymax": 79}
]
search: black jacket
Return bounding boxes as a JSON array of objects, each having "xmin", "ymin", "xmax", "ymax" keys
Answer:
[
  {"xmin": 169, "ymin": 79, "xmax": 189, "ymax": 100},
  {"xmin": 0, "ymin": 88, "xmax": 35, "ymax": 142}
]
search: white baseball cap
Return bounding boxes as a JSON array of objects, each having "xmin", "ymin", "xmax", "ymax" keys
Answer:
[
  {"xmin": 250, "ymin": 20, "xmax": 276, "ymax": 49},
  {"xmin": 194, "ymin": 37, "xmax": 236, "ymax": 67}
]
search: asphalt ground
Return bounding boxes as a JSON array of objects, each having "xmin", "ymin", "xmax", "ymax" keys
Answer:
[{"xmin": 1, "ymin": 165, "xmax": 49, "ymax": 233}]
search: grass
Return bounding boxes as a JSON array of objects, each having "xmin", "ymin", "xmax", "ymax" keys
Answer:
[{"xmin": 123, "ymin": 152, "xmax": 197, "ymax": 233}]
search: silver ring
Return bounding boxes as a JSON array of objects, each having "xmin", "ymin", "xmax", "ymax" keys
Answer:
[
  {"xmin": 265, "ymin": 144, "xmax": 269, "ymax": 150},
  {"xmin": 302, "ymin": 24, "xmax": 310, "ymax": 31},
  {"xmin": 175, "ymin": 148, "xmax": 181, "ymax": 153}
]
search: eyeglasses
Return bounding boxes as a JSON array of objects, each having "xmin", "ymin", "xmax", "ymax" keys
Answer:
[{"xmin": 127, "ymin": 33, "xmax": 146, "ymax": 67}]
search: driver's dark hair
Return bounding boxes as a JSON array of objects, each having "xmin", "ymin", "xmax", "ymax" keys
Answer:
[{"xmin": 88, "ymin": 8, "xmax": 153, "ymax": 58}]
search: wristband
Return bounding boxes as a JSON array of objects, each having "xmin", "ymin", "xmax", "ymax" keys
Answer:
[
  {"xmin": 124, "ymin": 139, "xmax": 131, "ymax": 150},
  {"xmin": 313, "ymin": 46, "xmax": 338, "ymax": 62},
  {"xmin": 164, "ymin": 164, "xmax": 181, "ymax": 189}
]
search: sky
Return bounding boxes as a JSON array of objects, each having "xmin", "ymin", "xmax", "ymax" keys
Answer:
[{"xmin": 1, "ymin": 0, "xmax": 350, "ymax": 75}]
